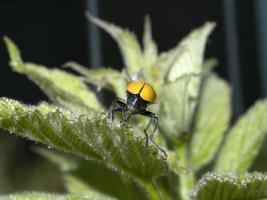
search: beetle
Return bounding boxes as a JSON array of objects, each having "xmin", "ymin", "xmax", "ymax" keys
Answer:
[{"xmin": 107, "ymin": 80, "xmax": 167, "ymax": 159}]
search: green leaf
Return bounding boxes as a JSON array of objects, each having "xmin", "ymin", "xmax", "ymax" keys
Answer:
[
  {"xmin": 0, "ymin": 98, "xmax": 168, "ymax": 187},
  {"xmin": 86, "ymin": 12, "xmax": 142, "ymax": 74},
  {"xmin": 215, "ymin": 100, "xmax": 267, "ymax": 173},
  {"xmin": 190, "ymin": 74, "xmax": 231, "ymax": 171},
  {"xmin": 66, "ymin": 167, "xmax": 147, "ymax": 200},
  {"xmin": 36, "ymin": 149, "xmax": 149, "ymax": 200},
  {"xmin": 202, "ymin": 58, "xmax": 218, "ymax": 71},
  {"xmin": 158, "ymin": 23, "xmax": 215, "ymax": 139},
  {"xmin": 155, "ymin": 170, "xmax": 180, "ymax": 200},
  {"xmin": 150, "ymin": 22, "xmax": 215, "ymax": 83},
  {"xmin": 4, "ymin": 37, "xmax": 103, "ymax": 115},
  {"xmin": 189, "ymin": 172, "xmax": 267, "ymax": 200},
  {"xmin": 0, "ymin": 192, "xmax": 115, "ymax": 200},
  {"xmin": 65, "ymin": 175, "xmax": 119, "ymax": 200},
  {"xmin": 142, "ymin": 15, "xmax": 158, "ymax": 69},
  {"xmin": 159, "ymin": 74, "xmax": 200, "ymax": 139},
  {"xmin": 166, "ymin": 22, "xmax": 216, "ymax": 82},
  {"xmin": 63, "ymin": 62, "xmax": 125, "ymax": 98}
]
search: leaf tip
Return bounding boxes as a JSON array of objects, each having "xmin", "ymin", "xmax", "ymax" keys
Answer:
[
  {"xmin": 3, "ymin": 35, "xmax": 24, "ymax": 70},
  {"xmin": 85, "ymin": 10, "xmax": 103, "ymax": 29},
  {"xmin": 144, "ymin": 15, "xmax": 152, "ymax": 30},
  {"xmin": 204, "ymin": 21, "xmax": 217, "ymax": 35},
  {"xmin": 85, "ymin": 10, "xmax": 92, "ymax": 20}
]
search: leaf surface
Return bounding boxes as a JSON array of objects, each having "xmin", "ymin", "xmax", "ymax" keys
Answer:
[
  {"xmin": 4, "ymin": 37, "xmax": 102, "ymax": 115},
  {"xmin": 150, "ymin": 23, "xmax": 215, "ymax": 83},
  {"xmin": 159, "ymin": 74, "xmax": 199, "ymax": 139},
  {"xmin": 215, "ymin": 100, "xmax": 267, "ymax": 173},
  {"xmin": 36, "ymin": 149, "xmax": 148, "ymax": 200},
  {"xmin": 190, "ymin": 74, "xmax": 231, "ymax": 170},
  {"xmin": 166, "ymin": 22, "xmax": 215, "ymax": 82},
  {"xmin": 86, "ymin": 12, "xmax": 142, "ymax": 75},
  {"xmin": 158, "ymin": 23, "xmax": 215, "ymax": 139},
  {"xmin": 190, "ymin": 172, "xmax": 267, "ymax": 200},
  {"xmin": 63, "ymin": 62, "xmax": 125, "ymax": 98},
  {"xmin": 142, "ymin": 15, "xmax": 158, "ymax": 69},
  {"xmin": 0, "ymin": 192, "xmax": 115, "ymax": 200},
  {"xmin": 0, "ymin": 98, "xmax": 168, "ymax": 183}
]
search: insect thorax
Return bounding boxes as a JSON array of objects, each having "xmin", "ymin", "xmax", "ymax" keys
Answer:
[{"xmin": 126, "ymin": 92, "xmax": 148, "ymax": 112}]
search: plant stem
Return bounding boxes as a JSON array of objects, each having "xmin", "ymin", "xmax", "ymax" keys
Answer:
[
  {"xmin": 176, "ymin": 142, "xmax": 195, "ymax": 200},
  {"xmin": 143, "ymin": 180, "xmax": 162, "ymax": 200}
]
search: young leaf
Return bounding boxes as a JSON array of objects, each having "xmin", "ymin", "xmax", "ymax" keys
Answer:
[
  {"xmin": 157, "ymin": 24, "xmax": 215, "ymax": 139},
  {"xmin": 159, "ymin": 74, "xmax": 200, "ymax": 139},
  {"xmin": 202, "ymin": 58, "xmax": 218, "ymax": 71},
  {"xmin": 215, "ymin": 100, "xmax": 267, "ymax": 173},
  {"xmin": 4, "ymin": 37, "xmax": 103, "ymax": 115},
  {"xmin": 189, "ymin": 172, "xmax": 267, "ymax": 200},
  {"xmin": 150, "ymin": 22, "xmax": 215, "ymax": 83},
  {"xmin": 0, "ymin": 98, "xmax": 168, "ymax": 183},
  {"xmin": 63, "ymin": 62, "xmax": 125, "ymax": 98},
  {"xmin": 142, "ymin": 15, "xmax": 158, "ymax": 69},
  {"xmin": 86, "ymin": 12, "xmax": 142, "ymax": 74},
  {"xmin": 0, "ymin": 192, "xmax": 115, "ymax": 200},
  {"xmin": 166, "ymin": 22, "xmax": 216, "ymax": 82},
  {"xmin": 190, "ymin": 74, "xmax": 231, "ymax": 171}
]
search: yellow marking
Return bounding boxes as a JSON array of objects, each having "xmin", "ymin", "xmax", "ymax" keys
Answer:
[{"xmin": 126, "ymin": 80, "xmax": 156, "ymax": 103}]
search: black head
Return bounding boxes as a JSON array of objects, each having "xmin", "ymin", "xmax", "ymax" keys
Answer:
[{"xmin": 126, "ymin": 92, "xmax": 149, "ymax": 112}]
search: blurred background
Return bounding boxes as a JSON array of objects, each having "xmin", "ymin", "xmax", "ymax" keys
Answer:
[{"xmin": 0, "ymin": 0, "xmax": 266, "ymax": 194}]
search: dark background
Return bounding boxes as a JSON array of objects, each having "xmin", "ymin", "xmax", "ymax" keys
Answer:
[{"xmin": 0, "ymin": 0, "xmax": 265, "ymax": 193}]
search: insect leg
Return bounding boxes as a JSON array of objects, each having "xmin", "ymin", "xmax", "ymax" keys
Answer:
[
  {"xmin": 141, "ymin": 111, "xmax": 167, "ymax": 160},
  {"xmin": 121, "ymin": 110, "xmax": 139, "ymax": 126},
  {"xmin": 143, "ymin": 114, "xmax": 153, "ymax": 146},
  {"xmin": 107, "ymin": 98, "xmax": 127, "ymax": 121}
]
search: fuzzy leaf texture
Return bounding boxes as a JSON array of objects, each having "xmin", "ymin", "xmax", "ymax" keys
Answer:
[
  {"xmin": 37, "ymin": 148, "xmax": 181, "ymax": 200},
  {"xmin": 166, "ymin": 22, "xmax": 215, "ymax": 81},
  {"xmin": 0, "ymin": 192, "xmax": 116, "ymax": 200},
  {"xmin": 86, "ymin": 12, "xmax": 142, "ymax": 75},
  {"xmin": 158, "ymin": 23, "xmax": 215, "ymax": 139},
  {"xmin": 215, "ymin": 100, "xmax": 267, "ymax": 173},
  {"xmin": 0, "ymin": 98, "xmax": 168, "ymax": 184},
  {"xmin": 159, "ymin": 75, "xmax": 196, "ymax": 139},
  {"xmin": 4, "ymin": 37, "xmax": 103, "ymax": 116},
  {"xmin": 189, "ymin": 172, "xmax": 267, "ymax": 200},
  {"xmin": 36, "ymin": 149, "xmax": 148, "ymax": 200},
  {"xmin": 190, "ymin": 74, "xmax": 231, "ymax": 171},
  {"xmin": 142, "ymin": 15, "xmax": 158, "ymax": 68},
  {"xmin": 148, "ymin": 22, "xmax": 215, "ymax": 83},
  {"xmin": 63, "ymin": 62, "xmax": 125, "ymax": 99}
]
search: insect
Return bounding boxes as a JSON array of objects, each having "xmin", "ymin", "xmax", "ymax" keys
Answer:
[{"xmin": 107, "ymin": 80, "xmax": 167, "ymax": 159}]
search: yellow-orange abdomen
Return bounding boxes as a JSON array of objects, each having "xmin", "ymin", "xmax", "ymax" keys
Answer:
[{"xmin": 126, "ymin": 80, "xmax": 156, "ymax": 103}]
